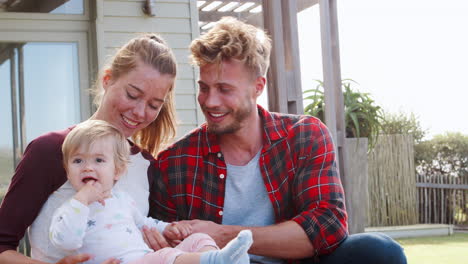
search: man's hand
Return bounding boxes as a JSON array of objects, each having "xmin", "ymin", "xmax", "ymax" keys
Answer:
[
  {"xmin": 163, "ymin": 222, "xmax": 193, "ymax": 246},
  {"xmin": 56, "ymin": 254, "xmax": 120, "ymax": 264},
  {"xmin": 142, "ymin": 226, "xmax": 170, "ymax": 250},
  {"xmin": 181, "ymin": 219, "xmax": 236, "ymax": 248}
]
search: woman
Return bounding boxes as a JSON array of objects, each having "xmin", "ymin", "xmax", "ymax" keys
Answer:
[{"xmin": 0, "ymin": 34, "xmax": 177, "ymax": 264}]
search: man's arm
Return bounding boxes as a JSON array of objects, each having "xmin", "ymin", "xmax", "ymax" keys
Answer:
[
  {"xmin": 288, "ymin": 118, "xmax": 348, "ymax": 255},
  {"xmin": 148, "ymin": 160, "xmax": 178, "ymax": 222},
  {"xmin": 187, "ymin": 220, "xmax": 314, "ymax": 259},
  {"xmin": 144, "ymin": 164, "xmax": 175, "ymax": 250}
]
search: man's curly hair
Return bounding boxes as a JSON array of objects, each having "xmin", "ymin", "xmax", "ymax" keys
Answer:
[{"xmin": 190, "ymin": 16, "xmax": 272, "ymax": 78}]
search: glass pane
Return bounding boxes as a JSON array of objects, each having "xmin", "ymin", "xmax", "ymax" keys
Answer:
[
  {"xmin": 0, "ymin": 0, "xmax": 83, "ymax": 14},
  {"xmin": 0, "ymin": 54, "xmax": 14, "ymax": 200},
  {"xmin": 23, "ymin": 42, "xmax": 81, "ymax": 142},
  {"xmin": 0, "ymin": 42, "xmax": 80, "ymax": 199}
]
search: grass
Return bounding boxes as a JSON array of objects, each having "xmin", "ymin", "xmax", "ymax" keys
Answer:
[{"xmin": 396, "ymin": 233, "xmax": 468, "ymax": 264}]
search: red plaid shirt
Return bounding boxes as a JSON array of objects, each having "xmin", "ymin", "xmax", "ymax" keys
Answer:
[{"xmin": 150, "ymin": 106, "xmax": 348, "ymax": 257}]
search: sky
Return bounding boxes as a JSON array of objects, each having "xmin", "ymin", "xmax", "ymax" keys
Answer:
[{"xmin": 297, "ymin": 0, "xmax": 468, "ymax": 139}]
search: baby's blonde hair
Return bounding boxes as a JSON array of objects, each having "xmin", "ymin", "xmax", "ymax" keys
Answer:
[
  {"xmin": 62, "ymin": 120, "xmax": 130, "ymax": 173},
  {"xmin": 190, "ymin": 16, "xmax": 272, "ymax": 78}
]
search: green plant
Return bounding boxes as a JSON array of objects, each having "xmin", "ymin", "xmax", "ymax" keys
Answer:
[
  {"xmin": 415, "ymin": 132, "xmax": 468, "ymax": 178},
  {"xmin": 303, "ymin": 79, "xmax": 384, "ymax": 149},
  {"xmin": 381, "ymin": 111, "xmax": 427, "ymax": 143}
]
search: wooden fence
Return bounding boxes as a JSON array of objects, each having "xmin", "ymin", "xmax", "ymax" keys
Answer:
[
  {"xmin": 367, "ymin": 134, "xmax": 419, "ymax": 227},
  {"xmin": 417, "ymin": 173, "xmax": 468, "ymax": 225}
]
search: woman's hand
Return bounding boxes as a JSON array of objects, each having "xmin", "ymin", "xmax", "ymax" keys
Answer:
[
  {"xmin": 141, "ymin": 226, "xmax": 170, "ymax": 250},
  {"xmin": 56, "ymin": 254, "xmax": 121, "ymax": 264}
]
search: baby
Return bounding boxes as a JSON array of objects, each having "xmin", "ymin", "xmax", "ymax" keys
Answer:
[{"xmin": 49, "ymin": 120, "xmax": 252, "ymax": 264}]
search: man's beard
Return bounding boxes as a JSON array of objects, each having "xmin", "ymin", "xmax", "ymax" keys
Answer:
[{"xmin": 205, "ymin": 103, "xmax": 252, "ymax": 135}]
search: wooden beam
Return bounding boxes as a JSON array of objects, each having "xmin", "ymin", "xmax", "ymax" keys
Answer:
[
  {"xmin": 198, "ymin": 0, "xmax": 319, "ymax": 23},
  {"xmin": 297, "ymin": 0, "xmax": 319, "ymax": 12},
  {"xmin": 199, "ymin": 11, "xmax": 263, "ymax": 27},
  {"xmin": 282, "ymin": 0, "xmax": 303, "ymax": 114},
  {"xmin": 198, "ymin": 0, "xmax": 318, "ymax": 11},
  {"xmin": 200, "ymin": 0, "xmax": 262, "ymax": 6},
  {"xmin": 319, "ymin": 0, "xmax": 345, "ymax": 153},
  {"xmin": 262, "ymin": 0, "xmax": 287, "ymax": 113},
  {"xmin": 319, "ymin": 0, "xmax": 347, "ymax": 207}
]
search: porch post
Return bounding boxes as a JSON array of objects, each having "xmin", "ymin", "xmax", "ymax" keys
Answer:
[{"xmin": 262, "ymin": 0, "xmax": 304, "ymax": 114}]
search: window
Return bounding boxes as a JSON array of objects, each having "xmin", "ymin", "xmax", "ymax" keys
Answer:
[
  {"xmin": 0, "ymin": 42, "xmax": 81, "ymax": 197},
  {"xmin": 0, "ymin": 0, "xmax": 84, "ymax": 14}
]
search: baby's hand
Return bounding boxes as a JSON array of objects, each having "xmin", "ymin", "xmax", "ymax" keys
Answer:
[
  {"xmin": 163, "ymin": 222, "xmax": 193, "ymax": 245},
  {"xmin": 73, "ymin": 181, "xmax": 110, "ymax": 206}
]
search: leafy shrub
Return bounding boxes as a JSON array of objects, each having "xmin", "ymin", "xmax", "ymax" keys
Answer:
[
  {"xmin": 380, "ymin": 111, "xmax": 426, "ymax": 143},
  {"xmin": 303, "ymin": 79, "xmax": 383, "ymax": 149},
  {"xmin": 415, "ymin": 132, "xmax": 468, "ymax": 178}
]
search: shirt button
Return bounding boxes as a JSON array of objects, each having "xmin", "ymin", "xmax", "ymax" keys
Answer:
[
  {"xmin": 219, "ymin": 211, "xmax": 223, "ymax": 216},
  {"xmin": 217, "ymin": 152, "xmax": 222, "ymax": 158},
  {"xmin": 219, "ymin": 174, "xmax": 225, "ymax": 179}
]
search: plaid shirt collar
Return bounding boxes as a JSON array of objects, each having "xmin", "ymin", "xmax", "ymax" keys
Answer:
[{"xmin": 199, "ymin": 105, "xmax": 288, "ymax": 156}]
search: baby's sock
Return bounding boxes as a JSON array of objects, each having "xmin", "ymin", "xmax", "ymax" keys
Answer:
[{"xmin": 200, "ymin": 230, "xmax": 253, "ymax": 264}]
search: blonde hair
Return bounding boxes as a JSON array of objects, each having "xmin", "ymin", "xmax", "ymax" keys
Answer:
[
  {"xmin": 62, "ymin": 120, "xmax": 130, "ymax": 173},
  {"xmin": 190, "ymin": 16, "xmax": 272, "ymax": 78},
  {"xmin": 92, "ymin": 34, "xmax": 177, "ymax": 156}
]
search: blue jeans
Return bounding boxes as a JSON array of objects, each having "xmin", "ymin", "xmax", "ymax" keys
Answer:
[{"xmin": 304, "ymin": 233, "xmax": 407, "ymax": 264}]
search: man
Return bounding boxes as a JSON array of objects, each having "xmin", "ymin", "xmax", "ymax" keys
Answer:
[{"xmin": 150, "ymin": 17, "xmax": 406, "ymax": 264}]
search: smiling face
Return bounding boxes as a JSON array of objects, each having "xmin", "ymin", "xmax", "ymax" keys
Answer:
[
  {"xmin": 198, "ymin": 59, "xmax": 265, "ymax": 135},
  {"xmin": 66, "ymin": 136, "xmax": 120, "ymax": 192},
  {"xmin": 94, "ymin": 60, "xmax": 174, "ymax": 138}
]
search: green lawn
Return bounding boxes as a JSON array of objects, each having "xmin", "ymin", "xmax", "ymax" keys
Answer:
[{"xmin": 397, "ymin": 233, "xmax": 468, "ymax": 264}]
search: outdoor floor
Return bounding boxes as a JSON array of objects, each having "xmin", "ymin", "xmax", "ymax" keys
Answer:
[{"xmin": 396, "ymin": 232, "xmax": 468, "ymax": 264}]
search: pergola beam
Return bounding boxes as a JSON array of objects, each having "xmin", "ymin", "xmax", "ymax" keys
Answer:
[
  {"xmin": 199, "ymin": 11, "xmax": 262, "ymax": 26},
  {"xmin": 263, "ymin": 0, "xmax": 304, "ymax": 114},
  {"xmin": 319, "ymin": 0, "xmax": 345, "ymax": 174},
  {"xmin": 198, "ymin": 0, "xmax": 320, "ymax": 26},
  {"xmin": 320, "ymin": 0, "xmax": 368, "ymax": 234},
  {"xmin": 262, "ymin": 0, "xmax": 287, "ymax": 113}
]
